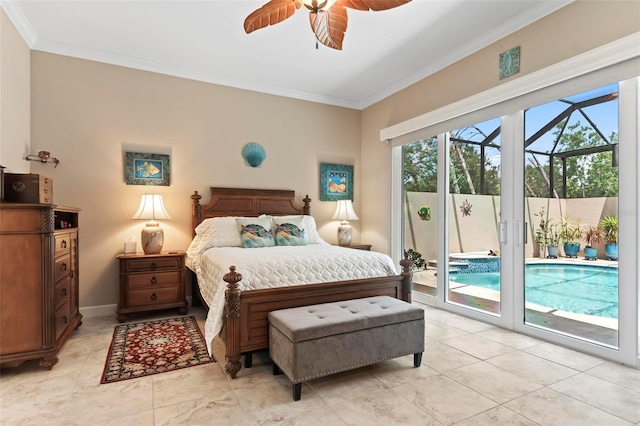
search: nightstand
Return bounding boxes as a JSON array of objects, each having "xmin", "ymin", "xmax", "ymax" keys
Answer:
[
  {"xmin": 116, "ymin": 251, "xmax": 188, "ymax": 322},
  {"xmin": 334, "ymin": 244, "xmax": 372, "ymax": 251}
]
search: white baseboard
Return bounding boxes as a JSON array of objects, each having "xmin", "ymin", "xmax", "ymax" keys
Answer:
[
  {"xmin": 79, "ymin": 297, "xmax": 193, "ymax": 318},
  {"xmin": 79, "ymin": 304, "xmax": 116, "ymax": 318}
]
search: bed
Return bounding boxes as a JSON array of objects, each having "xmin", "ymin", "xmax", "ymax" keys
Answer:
[{"xmin": 188, "ymin": 187, "xmax": 413, "ymax": 378}]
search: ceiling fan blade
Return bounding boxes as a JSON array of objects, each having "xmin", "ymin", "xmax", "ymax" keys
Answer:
[
  {"xmin": 309, "ymin": 5, "xmax": 348, "ymax": 50},
  {"xmin": 337, "ymin": 0, "xmax": 411, "ymax": 12},
  {"xmin": 244, "ymin": 0, "xmax": 301, "ymax": 34}
]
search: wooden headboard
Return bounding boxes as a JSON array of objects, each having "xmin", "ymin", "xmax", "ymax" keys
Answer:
[{"xmin": 191, "ymin": 187, "xmax": 311, "ymax": 237}]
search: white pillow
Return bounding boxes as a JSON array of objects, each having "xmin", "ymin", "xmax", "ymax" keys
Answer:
[
  {"xmin": 187, "ymin": 216, "xmax": 249, "ymax": 257},
  {"xmin": 274, "ymin": 215, "xmax": 326, "ymax": 245}
]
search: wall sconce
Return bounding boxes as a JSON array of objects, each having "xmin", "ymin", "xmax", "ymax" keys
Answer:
[{"xmin": 25, "ymin": 150, "xmax": 60, "ymax": 167}]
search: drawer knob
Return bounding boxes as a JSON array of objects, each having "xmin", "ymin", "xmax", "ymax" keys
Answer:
[
  {"xmin": 63, "ymin": 316, "xmax": 68, "ymax": 324},
  {"xmin": 62, "ymin": 263, "xmax": 67, "ymax": 271},
  {"xmin": 61, "ymin": 240, "xmax": 67, "ymax": 249},
  {"xmin": 150, "ymin": 262, "xmax": 157, "ymax": 270},
  {"xmin": 150, "ymin": 293, "xmax": 157, "ymax": 301},
  {"xmin": 151, "ymin": 276, "xmax": 157, "ymax": 284},
  {"xmin": 62, "ymin": 288, "xmax": 67, "ymax": 296}
]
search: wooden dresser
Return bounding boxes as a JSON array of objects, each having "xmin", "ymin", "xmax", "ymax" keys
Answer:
[{"xmin": 0, "ymin": 203, "xmax": 82, "ymax": 369}]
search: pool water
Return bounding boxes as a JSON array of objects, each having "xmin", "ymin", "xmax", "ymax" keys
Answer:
[{"xmin": 448, "ymin": 264, "xmax": 619, "ymax": 318}]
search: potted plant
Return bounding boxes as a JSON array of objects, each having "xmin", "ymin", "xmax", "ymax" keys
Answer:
[
  {"xmin": 599, "ymin": 215, "xmax": 618, "ymax": 260},
  {"xmin": 545, "ymin": 222, "xmax": 561, "ymax": 258},
  {"xmin": 583, "ymin": 225, "xmax": 604, "ymax": 260},
  {"xmin": 559, "ymin": 216, "xmax": 583, "ymax": 258},
  {"xmin": 533, "ymin": 207, "xmax": 549, "ymax": 258}
]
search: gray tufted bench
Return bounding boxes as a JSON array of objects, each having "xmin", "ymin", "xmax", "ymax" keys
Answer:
[{"xmin": 268, "ymin": 295, "xmax": 425, "ymax": 401}]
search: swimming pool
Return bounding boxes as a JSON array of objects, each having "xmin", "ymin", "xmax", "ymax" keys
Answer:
[{"xmin": 448, "ymin": 263, "xmax": 619, "ymax": 318}]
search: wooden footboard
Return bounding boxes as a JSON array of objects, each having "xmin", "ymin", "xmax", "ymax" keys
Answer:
[{"xmin": 222, "ymin": 258, "xmax": 413, "ymax": 378}]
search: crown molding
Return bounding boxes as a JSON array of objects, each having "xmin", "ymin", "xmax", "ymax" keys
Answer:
[{"xmin": 1, "ymin": 0, "xmax": 37, "ymax": 46}]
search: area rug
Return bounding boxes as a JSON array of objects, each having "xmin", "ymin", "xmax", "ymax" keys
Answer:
[{"xmin": 101, "ymin": 316, "xmax": 214, "ymax": 384}]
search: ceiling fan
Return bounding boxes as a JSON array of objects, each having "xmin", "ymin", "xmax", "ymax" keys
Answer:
[{"xmin": 244, "ymin": 0, "xmax": 412, "ymax": 50}]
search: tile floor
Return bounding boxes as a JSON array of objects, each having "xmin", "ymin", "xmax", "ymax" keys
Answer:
[{"xmin": 1, "ymin": 304, "xmax": 639, "ymax": 426}]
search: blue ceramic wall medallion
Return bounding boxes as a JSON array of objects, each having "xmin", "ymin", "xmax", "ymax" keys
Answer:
[
  {"xmin": 499, "ymin": 46, "xmax": 520, "ymax": 80},
  {"xmin": 242, "ymin": 142, "xmax": 266, "ymax": 167}
]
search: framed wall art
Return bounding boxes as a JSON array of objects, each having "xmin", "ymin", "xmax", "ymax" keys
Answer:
[
  {"xmin": 124, "ymin": 152, "xmax": 171, "ymax": 186},
  {"xmin": 320, "ymin": 162, "xmax": 353, "ymax": 201}
]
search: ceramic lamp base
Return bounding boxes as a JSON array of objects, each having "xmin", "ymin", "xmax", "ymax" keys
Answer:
[
  {"xmin": 141, "ymin": 221, "xmax": 164, "ymax": 254},
  {"xmin": 337, "ymin": 222, "xmax": 352, "ymax": 246}
]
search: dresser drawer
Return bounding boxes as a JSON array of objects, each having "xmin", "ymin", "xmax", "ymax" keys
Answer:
[
  {"xmin": 125, "ymin": 271, "xmax": 181, "ymax": 288},
  {"xmin": 123, "ymin": 257, "xmax": 182, "ymax": 273},
  {"xmin": 54, "ymin": 299, "xmax": 71, "ymax": 341},
  {"xmin": 54, "ymin": 275, "xmax": 71, "ymax": 309},
  {"xmin": 54, "ymin": 253, "xmax": 71, "ymax": 281},
  {"xmin": 125, "ymin": 287, "xmax": 180, "ymax": 307},
  {"xmin": 54, "ymin": 233, "xmax": 71, "ymax": 256}
]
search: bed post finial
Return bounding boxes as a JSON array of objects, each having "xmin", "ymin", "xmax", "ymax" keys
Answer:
[
  {"xmin": 191, "ymin": 191, "xmax": 202, "ymax": 238},
  {"xmin": 303, "ymin": 195, "xmax": 311, "ymax": 215},
  {"xmin": 400, "ymin": 251, "xmax": 413, "ymax": 303},
  {"xmin": 223, "ymin": 266, "xmax": 243, "ymax": 378}
]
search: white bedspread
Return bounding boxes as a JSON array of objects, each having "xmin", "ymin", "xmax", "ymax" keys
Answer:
[{"xmin": 187, "ymin": 245, "xmax": 398, "ymax": 353}]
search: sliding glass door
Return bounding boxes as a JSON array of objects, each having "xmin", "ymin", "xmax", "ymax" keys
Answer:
[
  {"xmin": 522, "ymin": 83, "xmax": 620, "ymax": 349},
  {"xmin": 398, "ymin": 76, "xmax": 638, "ymax": 365},
  {"xmin": 445, "ymin": 119, "xmax": 503, "ymax": 316}
]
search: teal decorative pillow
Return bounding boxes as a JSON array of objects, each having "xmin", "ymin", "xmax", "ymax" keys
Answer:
[
  {"xmin": 273, "ymin": 217, "xmax": 307, "ymax": 246},
  {"xmin": 236, "ymin": 217, "xmax": 275, "ymax": 248}
]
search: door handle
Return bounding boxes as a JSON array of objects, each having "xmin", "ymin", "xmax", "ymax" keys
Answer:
[{"xmin": 499, "ymin": 221, "xmax": 507, "ymax": 244}]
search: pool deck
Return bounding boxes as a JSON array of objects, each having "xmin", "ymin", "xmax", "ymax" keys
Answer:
[{"xmin": 413, "ymin": 256, "xmax": 619, "ymax": 347}]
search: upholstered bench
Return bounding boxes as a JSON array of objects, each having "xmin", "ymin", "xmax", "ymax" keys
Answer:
[{"xmin": 268, "ymin": 295, "xmax": 425, "ymax": 401}]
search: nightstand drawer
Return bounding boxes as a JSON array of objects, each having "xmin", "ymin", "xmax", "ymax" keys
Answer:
[
  {"xmin": 54, "ymin": 253, "xmax": 71, "ymax": 281},
  {"xmin": 54, "ymin": 275, "xmax": 71, "ymax": 309},
  {"xmin": 126, "ymin": 271, "xmax": 181, "ymax": 288},
  {"xmin": 126, "ymin": 287, "xmax": 181, "ymax": 307},
  {"xmin": 123, "ymin": 257, "xmax": 182, "ymax": 273}
]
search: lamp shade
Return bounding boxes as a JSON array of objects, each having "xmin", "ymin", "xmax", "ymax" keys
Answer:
[
  {"xmin": 331, "ymin": 199, "xmax": 359, "ymax": 221},
  {"xmin": 131, "ymin": 194, "xmax": 172, "ymax": 220},
  {"xmin": 132, "ymin": 194, "xmax": 171, "ymax": 254}
]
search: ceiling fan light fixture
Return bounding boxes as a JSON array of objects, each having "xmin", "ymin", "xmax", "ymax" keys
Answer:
[
  {"xmin": 298, "ymin": 0, "xmax": 337, "ymax": 13},
  {"xmin": 244, "ymin": 0, "xmax": 412, "ymax": 50}
]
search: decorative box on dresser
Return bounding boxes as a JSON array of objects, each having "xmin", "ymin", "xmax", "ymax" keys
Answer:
[
  {"xmin": 116, "ymin": 251, "xmax": 188, "ymax": 322},
  {"xmin": 0, "ymin": 203, "xmax": 82, "ymax": 369}
]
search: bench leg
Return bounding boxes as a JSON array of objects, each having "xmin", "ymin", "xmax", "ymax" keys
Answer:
[
  {"xmin": 273, "ymin": 363, "xmax": 282, "ymax": 376},
  {"xmin": 244, "ymin": 352, "xmax": 252, "ymax": 368},
  {"xmin": 293, "ymin": 383, "xmax": 302, "ymax": 401},
  {"xmin": 414, "ymin": 352, "xmax": 423, "ymax": 367}
]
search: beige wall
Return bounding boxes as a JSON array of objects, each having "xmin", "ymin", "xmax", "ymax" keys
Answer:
[
  {"xmin": 0, "ymin": 8, "xmax": 30, "ymax": 173},
  {"xmin": 361, "ymin": 0, "xmax": 640, "ymax": 254},
  {"xmin": 29, "ymin": 53, "xmax": 361, "ymax": 307}
]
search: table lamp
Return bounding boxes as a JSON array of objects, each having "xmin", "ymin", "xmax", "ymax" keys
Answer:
[
  {"xmin": 332, "ymin": 199, "xmax": 359, "ymax": 246},
  {"xmin": 132, "ymin": 194, "xmax": 172, "ymax": 254}
]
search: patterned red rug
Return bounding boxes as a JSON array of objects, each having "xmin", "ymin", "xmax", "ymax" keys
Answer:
[{"xmin": 101, "ymin": 316, "xmax": 214, "ymax": 384}]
